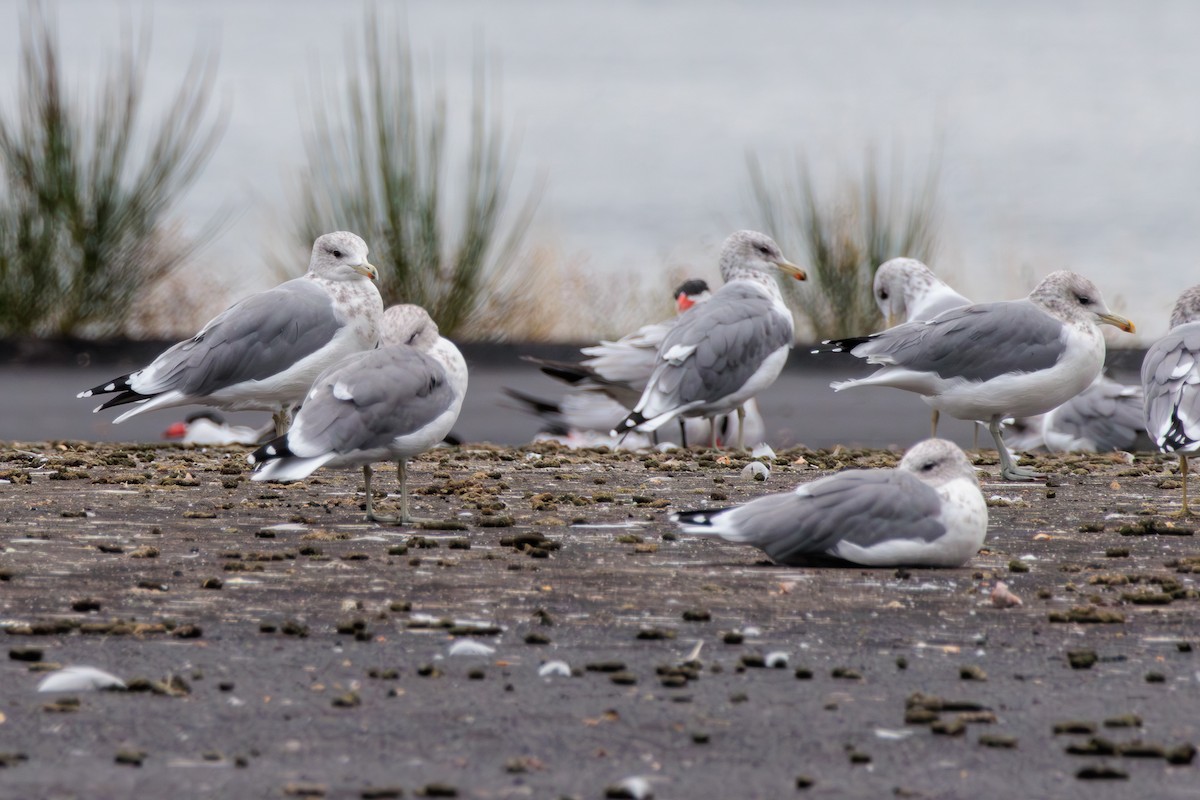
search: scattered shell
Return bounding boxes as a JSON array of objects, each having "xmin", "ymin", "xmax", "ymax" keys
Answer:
[
  {"xmin": 990, "ymin": 581, "xmax": 1023, "ymax": 608},
  {"xmin": 750, "ymin": 444, "xmax": 776, "ymax": 460},
  {"xmin": 538, "ymin": 660, "xmax": 571, "ymax": 678},
  {"xmin": 37, "ymin": 665, "xmax": 126, "ymax": 693},
  {"xmin": 740, "ymin": 461, "xmax": 769, "ymax": 481},
  {"xmin": 447, "ymin": 639, "xmax": 494, "ymax": 657},
  {"xmin": 604, "ymin": 775, "xmax": 654, "ymax": 799},
  {"xmin": 764, "ymin": 651, "xmax": 789, "ymax": 668}
]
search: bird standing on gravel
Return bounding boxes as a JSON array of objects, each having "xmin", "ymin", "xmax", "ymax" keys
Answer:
[
  {"xmin": 821, "ymin": 271, "xmax": 1135, "ymax": 481},
  {"xmin": 673, "ymin": 438, "xmax": 988, "ymax": 567},
  {"xmin": 79, "ymin": 232, "xmax": 383, "ymax": 436},
  {"xmin": 614, "ymin": 231, "xmax": 805, "ymax": 450},
  {"xmin": 1142, "ymin": 285, "xmax": 1200, "ymax": 515},
  {"xmin": 248, "ymin": 304, "xmax": 468, "ymax": 525}
]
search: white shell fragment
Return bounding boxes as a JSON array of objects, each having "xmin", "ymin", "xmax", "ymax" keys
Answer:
[
  {"xmin": 764, "ymin": 651, "xmax": 789, "ymax": 668},
  {"xmin": 37, "ymin": 665, "xmax": 126, "ymax": 693},
  {"xmin": 537, "ymin": 660, "xmax": 572, "ymax": 677},
  {"xmin": 447, "ymin": 639, "xmax": 495, "ymax": 657},
  {"xmin": 741, "ymin": 461, "xmax": 770, "ymax": 481},
  {"xmin": 751, "ymin": 443, "xmax": 776, "ymax": 460},
  {"xmin": 990, "ymin": 581, "xmax": 1024, "ymax": 608}
]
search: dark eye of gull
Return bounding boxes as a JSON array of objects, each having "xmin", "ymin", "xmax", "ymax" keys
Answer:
[
  {"xmin": 921, "ymin": 460, "xmax": 937, "ymax": 472},
  {"xmin": 332, "ymin": 249, "xmax": 344, "ymax": 259},
  {"xmin": 1075, "ymin": 294, "xmax": 1091, "ymax": 306},
  {"xmin": 878, "ymin": 289, "xmax": 889, "ymax": 300},
  {"xmin": 755, "ymin": 243, "xmax": 771, "ymax": 256}
]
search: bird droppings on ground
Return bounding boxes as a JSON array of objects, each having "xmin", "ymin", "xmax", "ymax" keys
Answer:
[{"xmin": 1, "ymin": 440, "xmax": 1200, "ymax": 798}]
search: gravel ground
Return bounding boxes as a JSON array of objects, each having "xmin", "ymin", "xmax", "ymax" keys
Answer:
[{"xmin": 1, "ymin": 441, "xmax": 1199, "ymax": 800}]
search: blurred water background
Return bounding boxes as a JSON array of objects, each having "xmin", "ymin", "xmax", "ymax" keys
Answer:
[{"xmin": 0, "ymin": 0, "xmax": 1194, "ymax": 341}]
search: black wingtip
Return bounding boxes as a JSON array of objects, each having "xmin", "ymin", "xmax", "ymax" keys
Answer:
[
  {"xmin": 672, "ymin": 507, "xmax": 730, "ymax": 527},
  {"xmin": 249, "ymin": 435, "xmax": 291, "ymax": 466},
  {"xmin": 812, "ymin": 335, "xmax": 873, "ymax": 354}
]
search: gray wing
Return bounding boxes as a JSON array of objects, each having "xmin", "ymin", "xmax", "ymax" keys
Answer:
[
  {"xmin": 289, "ymin": 346, "xmax": 455, "ymax": 456},
  {"xmin": 854, "ymin": 300, "xmax": 1065, "ymax": 382},
  {"xmin": 580, "ymin": 319, "xmax": 675, "ymax": 388},
  {"xmin": 1046, "ymin": 376, "xmax": 1146, "ymax": 451},
  {"xmin": 137, "ymin": 279, "xmax": 343, "ymax": 397},
  {"xmin": 648, "ymin": 283, "xmax": 792, "ymax": 406},
  {"xmin": 724, "ymin": 469, "xmax": 946, "ymax": 564},
  {"xmin": 1141, "ymin": 322, "xmax": 1200, "ymax": 451}
]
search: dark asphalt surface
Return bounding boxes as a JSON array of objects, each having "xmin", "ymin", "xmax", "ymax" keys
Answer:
[{"xmin": 0, "ymin": 441, "xmax": 1198, "ymax": 799}]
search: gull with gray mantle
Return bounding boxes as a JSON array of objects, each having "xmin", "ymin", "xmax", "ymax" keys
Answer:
[
  {"xmin": 613, "ymin": 231, "xmax": 805, "ymax": 450},
  {"xmin": 873, "ymin": 257, "xmax": 971, "ymax": 437},
  {"xmin": 1142, "ymin": 285, "xmax": 1200, "ymax": 516},
  {"xmin": 79, "ymin": 232, "xmax": 383, "ymax": 436},
  {"xmin": 248, "ymin": 304, "xmax": 468, "ymax": 524},
  {"xmin": 821, "ymin": 271, "xmax": 1136, "ymax": 481},
  {"xmin": 672, "ymin": 439, "xmax": 987, "ymax": 567}
]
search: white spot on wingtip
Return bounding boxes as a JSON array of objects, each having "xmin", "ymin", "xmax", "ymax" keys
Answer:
[
  {"xmin": 77, "ymin": 390, "xmax": 91, "ymax": 398},
  {"xmin": 103, "ymin": 383, "xmax": 116, "ymax": 391}
]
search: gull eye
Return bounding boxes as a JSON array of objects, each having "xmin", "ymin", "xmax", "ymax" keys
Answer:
[
  {"xmin": 332, "ymin": 249, "xmax": 344, "ymax": 259},
  {"xmin": 755, "ymin": 243, "xmax": 771, "ymax": 256},
  {"xmin": 921, "ymin": 460, "xmax": 937, "ymax": 472},
  {"xmin": 878, "ymin": 289, "xmax": 889, "ymax": 300},
  {"xmin": 1075, "ymin": 294, "xmax": 1091, "ymax": 306}
]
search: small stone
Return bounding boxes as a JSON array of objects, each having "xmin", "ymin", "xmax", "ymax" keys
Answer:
[
  {"xmin": 959, "ymin": 664, "xmax": 987, "ymax": 681},
  {"xmin": 1075, "ymin": 765, "xmax": 1127, "ymax": 780},
  {"xmin": 1066, "ymin": 650, "xmax": 1097, "ymax": 669},
  {"xmin": 978, "ymin": 733, "xmax": 1017, "ymax": 749}
]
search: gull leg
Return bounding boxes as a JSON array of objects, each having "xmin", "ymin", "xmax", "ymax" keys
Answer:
[
  {"xmin": 989, "ymin": 417, "xmax": 1043, "ymax": 481},
  {"xmin": 272, "ymin": 405, "xmax": 293, "ymax": 436},
  {"xmin": 710, "ymin": 417, "xmax": 719, "ymax": 450},
  {"xmin": 397, "ymin": 458, "xmax": 411, "ymax": 524},
  {"xmin": 1176, "ymin": 454, "xmax": 1194, "ymax": 517},
  {"xmin": 737, "ymin": 406, "xmax": 746, "ymax": 451},
  {"xmin": 363, "ymin": 463, "xmax": 402, "ymax": 525},
  {"xmin": 678, "ymin": 419, "xmax": 688, "ymax": 450},
  {"xmin": 930, "ymin": 409, "xmax": 939, "ymax": 438}
]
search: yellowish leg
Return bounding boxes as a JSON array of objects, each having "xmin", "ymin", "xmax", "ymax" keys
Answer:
[
  {"xmin": 930, "ymin": 409, "xmax": 939, "ymax": 438},
  {"xmin": 1178, "ymin": 454, "xmax": 1193, "ymax": 517}
]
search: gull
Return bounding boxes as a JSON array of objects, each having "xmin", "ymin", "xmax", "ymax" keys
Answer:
[
  {"xmin": 79, "ymin": 232, "xmax": 383, "ymax": 435},
  {"xmin": 248, "ymin": 304, "xmax": 468, "ymax": 524},
  {"xmin": 873, "ymin": 257, "xmax": 972, "ymax": 436},
  {"xmin": 1006, "ymin": 374, "xmax": 1149, "ymax": 454},
  {"xmin": 672, "ymin": 439, "xmax": 987, "ymax": 567},
  {"xmin": 820, "ymin": 271, "xmax": 1135, "ymax": 480},
  {"xmin": 614, "ymin": 231, "xmax": 805, "ymax": 450},
  {"xmin": 1142, "ymin": 285, "xmax": 1200, "ymax": 515},
  {"xmin": 873, "ymin": 257, "xmax": 970, "ymax": 328}
]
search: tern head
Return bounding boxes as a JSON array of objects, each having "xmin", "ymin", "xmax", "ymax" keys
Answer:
[{"xmin": 672, "ymin": 278, "xmax": 712, "ymax": 312}]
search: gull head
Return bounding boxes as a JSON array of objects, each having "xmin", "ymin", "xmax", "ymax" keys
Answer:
[
  {"xmin": 719, "ymin": 230, "xmax": 806, "ymax": 284},
  {"xmin": 309, "ymin": 231, "xmax": 378, "ymax": 282},
  {"xmin": 1169, "ymin": 285, "xmax": 1200, "ymax": 329},
  {"xmin": 899, "ymin": 438, "xmax": 977, "ymax": 488},
  {"xmin": 874, "ymin": 257, "xmax": 937, "ymax": 327},
  {"xmin": 381, "ymin": 304, "xmax": 440, "ymax": 349},
  {"xmin": 1029, "ymin": 271, "xmax": 1134, "ymax": 333}
]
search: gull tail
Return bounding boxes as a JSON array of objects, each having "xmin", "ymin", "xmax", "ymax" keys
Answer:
[
  {"xmin": 247, "ymin": 436, "xmax": 332, "ymax": 482},
  {"xmin": 520, "ymin": 355, "xmax": 596, "ymax": 387},
  {"xmin": 809, "ymin": 335, "xmax": 875, "ymax": 356},
  {"xmin": 671, "ymin": 507, "xmax": 740, "ymax": 537}
]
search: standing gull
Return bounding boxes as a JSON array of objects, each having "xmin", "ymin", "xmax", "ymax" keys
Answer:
[
  {"xmin": 79, "ymin": 232, "xmax": 383, "ymax": 435},
  {"xmin": 1142, "ymin": 285, "xmax": 1200, "ymax": 515},
  {"xmin": 515, "ymin": 278, "xmax": 763, "ymax": 448},
  {"xmin": 873, "ymin": 257, "xmax": 971, "ymax": 436},
  {"xmin": 248, "ymin": 304, "xmax": 468, "ymax": 524},
  {"xmin": 672, "ymin": 439, "xmax": 987, "ymax": 568},
  {"xmin": 614, "ymin": 231, "xmax": 805, "ymax": 450},
  {"xmin": 822, "ymin": 271, "xmax": 1135, "ymax": 480}
]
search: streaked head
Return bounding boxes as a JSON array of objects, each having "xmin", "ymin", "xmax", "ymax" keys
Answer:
[
  {"xmin": 718, "ymin": 230, "xmax": 806, "ymax": 284},
  {"xmin": 309, "ymin": 231, "xmax": 378, "ymax": 282},
  {"xmin": 1028, "ymin": 271, "xmax": 1134, "ymax": 333},
  {"xmin": 899, "ymin": 438, "xmax": 977, "ymax": 487},
  {"xmin": 873, "ymin": 258, "xmax": 937, "ymax": 327},
  {"xmin": 1170, "ymin": 285, "xmax": 1200, "ymax": 329},
  {"xmin": 381, "ymin": 304, "xmax": 439, "ymax": 349}
]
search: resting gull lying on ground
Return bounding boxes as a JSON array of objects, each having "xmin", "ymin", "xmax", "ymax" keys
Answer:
[
  {"xmin": 79, "ymin": 232, "xmax": 383, "ymax": 436},
  {"xmin": 614, "ymin": 231, "xmax": 805, "ymax": 450},
  {"xmin": 248, "ymin": 304, "xmax": 468, "ymax": 525},
  {"xmin": 1004, "ymin": 374, "xmax": 1149, "ymax": 454},
  {"xmin": 821, "ymin": 271, "xmax": 1135, "ymax": 481},
  {"xmin": 1142, "ymin": 285, "xmax": 1200, "ymax": 516},
  {"xmin": 672, "ymin": 438, "xmax": 987, "ymax": 567}
]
